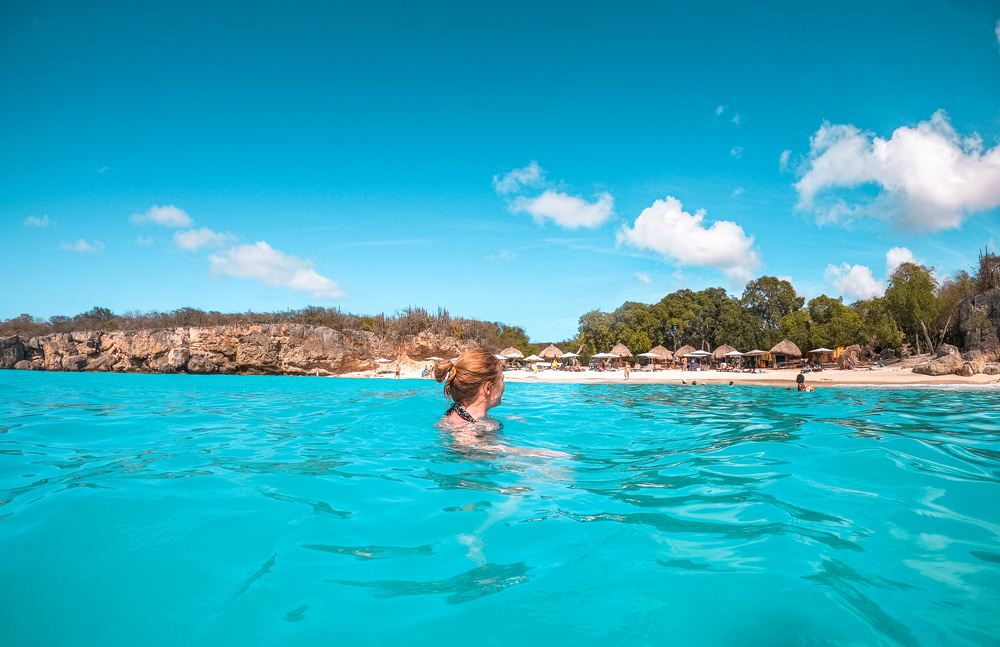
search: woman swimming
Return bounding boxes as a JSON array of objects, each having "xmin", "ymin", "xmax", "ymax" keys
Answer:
[
  {"xmin": 434, "ymin": 348, "xmax": 567, "ymax": 457},
  {"xmin": 434, "ymin": 348, "xmax": 505, "ymax": 428}
]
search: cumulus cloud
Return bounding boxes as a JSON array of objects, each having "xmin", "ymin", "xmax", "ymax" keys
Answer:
[
  {"xmin": 824, "ymin": 263, "xmax": 884, "ymax": 300},
  {"xmin": 174, "ymin": 227, "xmax": 238, "ymax": 251},
  {"xmin": 129, "ymin": 204, "xmax": 193, "ymax": 228},
  {"xmin": 885, "ymin": 246, "xmax": 916, "ymax": 276},
  {"xmin": 730, "ymin": 147, "xmax": 743, "ymax": 159},
  {"xmin": 136, "ymin": 235, "xmax": 154, "ymax": 245},
  {"xmin": 635, "ymin": 271, "xmax": 653, "ymax": 285},
  {"xmin": 617, "ymin": 196, "xmax": 761, "ymax": 286},
  {"xmin": 23, "ymin": 215, "xmax": 50, "ymax": 227},
  {"xmin": 732, "ymin": 186, "xmax": 745, "ymax": 197},
  {"xmin": 732, "ymin": 114, "xmax": 741, "ymax": 125},
  {"xmin": 716, "ymin": 106, "xmax": 724, "ymax": 116},
  {"xmin": 493, "ymin": 161, "xmax": 546, "ymax": 194},
  {"xmin": 60, "ymin": 239, "xmax": 104, "ymax": 253},
  {"xmin": 510, "ymin": 190, "xmax": 615, "ymax": 229},
  {"xmin": 209, "ymin": 241, "xmax": 344, "ymax": 299},
  {"xmin": 795, "ymin": 111, "xmax": 1000, "ymax": 231}
]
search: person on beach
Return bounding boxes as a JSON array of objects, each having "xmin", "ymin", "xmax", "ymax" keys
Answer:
[{"xmin": 624, "ymin": 362, "xmax": 630, "ymax": 380}]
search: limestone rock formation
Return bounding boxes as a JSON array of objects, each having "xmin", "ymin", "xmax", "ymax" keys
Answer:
[
  {"xmin": 913, "ymin": 344, "xmax": 965, "ymax": 376},
  {"xmin": 0, "ymin": 325, "xmax": 481, "ymax": 376}
]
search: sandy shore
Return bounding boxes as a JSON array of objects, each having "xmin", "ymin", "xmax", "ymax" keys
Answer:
[{"xmin": 339, "ymin": 358, "xmax": 1000, "ymax": 387}]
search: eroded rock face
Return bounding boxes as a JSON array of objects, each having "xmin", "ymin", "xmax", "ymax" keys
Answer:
[{"xmin": 0, "ymin": 325, "xmax": 478, "ymax": 376}]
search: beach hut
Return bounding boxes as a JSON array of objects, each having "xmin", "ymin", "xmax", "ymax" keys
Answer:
[
  {"xmin": 538, "ymin": 344, "xmax": 563, "ymax": 368},
  {"xmin": 808, "ymin": 348, "xmax": 835, "ymax": 365},
  {"xmin": 769, "ymin": 339, "xmax": 803, "ymax": 367},
  {"xmin": 500, "ymin": 347, "xmax": 524, "ymax": 359},
  {"xmin": 743, "ymin": 349, "xmax": 767, "ymax": 369}
]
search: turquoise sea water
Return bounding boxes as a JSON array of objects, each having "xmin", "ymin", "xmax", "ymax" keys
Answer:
[{"xmin": 1, "ymin": 372, "xmax": 999, "ymax": 647}]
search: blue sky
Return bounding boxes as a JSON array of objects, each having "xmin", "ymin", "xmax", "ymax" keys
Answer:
[{"xmin": 3, "ymin": 1, "xmax": 1000, "ymax": 341}]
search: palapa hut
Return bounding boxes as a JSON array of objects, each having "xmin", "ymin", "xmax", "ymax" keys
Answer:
[
  {"xmin": 674, "ymin": 345, "xmax": 696, "ymax": 367},
  {"xmin": 538, "ymin": 344, "xmax": 563, "ymax": 359},
  {"xmin": 769, "ymin": 339, "xmax": 802, "ymax": 367},
  {"xmin": 538, "ymin": 344, "xmax": 564, "ymax": 368},
  {"xmin": 610, "ymin": 343, "xmax": 633, "ymax": 369},
  {"xmin": 500, "ymin": 347, "xmax": 524, "ymax": 358},
  {"xmin": 712, "ymin": 344, "xmax": 738, "ymax": 363},
  {"xmin": 647, "ymin": 344, "xmax": 673, "ymax": 369}
]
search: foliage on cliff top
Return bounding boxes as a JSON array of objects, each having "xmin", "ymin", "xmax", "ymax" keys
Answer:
[{"xmin": 0, "ymin": 305, "xmax": 532, "ymax": 354}]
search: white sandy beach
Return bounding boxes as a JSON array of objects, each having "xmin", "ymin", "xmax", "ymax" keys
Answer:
[{"xmin": 338, "ymin": 357, "xmax": 1000, "ymax": 387}]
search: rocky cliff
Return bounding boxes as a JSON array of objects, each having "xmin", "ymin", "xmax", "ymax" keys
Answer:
[{"xmin": 0, "ymin": 325, "xmax": 478, "ymax": 376}]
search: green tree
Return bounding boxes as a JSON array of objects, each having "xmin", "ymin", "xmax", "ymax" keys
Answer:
[
  {"xmin": 935, "ymin": 270, "xmax": 976, "ymax": 345},
  {"xmin": 806, "ymin": 295, "xmax": 863, "ymax": 348},
  {"xmin": 741, "ymin": 277, "xmax": 803, "ymax": 348},
  {"xmin": 779, "ymin": 310, "xmax": 812, "ymax": 352},
  {"xmin": 884, "ymin": 262, "xmax": 939, "ymax": 353},
  {"xmin": 853, "ymin": 297, "xmax": 902, "ymax": 349}
]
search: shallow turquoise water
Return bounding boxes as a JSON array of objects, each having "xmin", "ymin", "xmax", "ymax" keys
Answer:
[{"xmin": 1, "ymin": 372, "xmax": 999, "ymax": 646}]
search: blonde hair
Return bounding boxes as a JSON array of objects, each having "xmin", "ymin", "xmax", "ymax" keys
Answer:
[{"xmin": 433, "ymin": 348, "xmax": 502, "ymax": 406}]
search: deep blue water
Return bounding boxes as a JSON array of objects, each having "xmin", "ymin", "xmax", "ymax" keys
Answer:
[{"xmin": 1, "ymin": 372, "xmax": 999, "ymax": 646}]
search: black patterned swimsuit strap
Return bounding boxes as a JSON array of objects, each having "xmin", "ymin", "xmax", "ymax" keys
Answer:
[{"xmin": 446, "ymin": 402, "xmax": 476, "ymax": 423}]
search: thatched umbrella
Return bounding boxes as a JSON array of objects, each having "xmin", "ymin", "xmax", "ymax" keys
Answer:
[
  {"xmin": 648, "ymin": 345, "xmax": 673, "ymax": 361},
  {"xmin": 609, "ymin": 343, "xmax": 632, "ymax": 369},
  {"xmin": 712, "ymin": 344, "xmax": 738, "ymax": 360},
  {"xmin": 500, "ymin": 347, "xmax": 524, "ymax": 358},
  {"xmin": 674, "ymin": 345, "xmax": 696, "ymax": 368},
  {"xmin": 538, "ymin": 344, "xmax": 563, "ymax": 360},
  {"xmin": 769, "ymin": 339, "xmax": 802, "ymax": 367}
]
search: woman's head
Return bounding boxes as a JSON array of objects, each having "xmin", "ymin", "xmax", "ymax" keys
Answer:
[{"xmin": 434, "ymin": 348, "xmax": 504, "ymax": 409}]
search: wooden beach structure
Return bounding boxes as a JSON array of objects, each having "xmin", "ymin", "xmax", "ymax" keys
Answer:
[
  {"xmin": 769, "ymin": 339, "xmax": 803, "ymax": 367},
  {"xmin": 610, "ymin": 343, "xmax": 633, "ymax": 369}
]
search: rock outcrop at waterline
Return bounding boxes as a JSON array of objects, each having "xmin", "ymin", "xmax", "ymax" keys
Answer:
[{"xmin": 0, "ymin": 326, "xmax": 477, "ymax": 376}]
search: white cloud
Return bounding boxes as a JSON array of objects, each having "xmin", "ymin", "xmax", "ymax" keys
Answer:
[
  {"xmin": 97, "ymin": 166, "xmax": 108, "ymax": 174},
  {"xmin": 129, "ymin": 204, "xmax": 193, "ymax": 228},
  {"xmin": 732, "ymin": 114, "xmax": 741, "ymax": 125},
  {"xmin": 795, "ymin": 111, "xmax": 1000, "ymax": 231},
  {"xmin": 715, "ymin": 106, "xmax": 724, "ymax": 116},
  {"xmin": 174, "ymin": 227, "xmax": 238, "ymax": 251},
  {"xmin": 617, "ymin": 196, "xmax": 761, "ymax": 287},
  {"xmin": 885, "ymin": 246, "xmax": 917, "ymax": 276},
  {"xmin": 209, "ymin": 241, "xmax": 344, "ymax": 299},
  {"xmin": 730, "ymin": 147, "xmax": 743, "ymax": 159},
  {"xmin": 60, "ymin": 239, "xmax": 104, "ymax": 253},
  {"xmin": 136, "ymin": 235, "xmax": 154, "ymax": 245},
  {"xmin": 635, "ymin": 271, "xmax": 652, "ymax": 285},
  {"xmin": 510, "ymin": 190, "xmax": 614, "ymax": 229},
  {"xmin": 779, "ymin": 150, "xmax": 791, "ymax": 172},
  {"xmin": 732, "ymin": 186, "xmax": 745, "ymax": 197},
  {"xmin": 824, "ymin": 263, "xmax": 884, "ymax": 300},
  {"xmin": 493, "ymin": 161, "xmax": 546, "ymax": 194},
  {"xmin": 23, "ymin": 215, "xmax": 50, "ymax": 228}
]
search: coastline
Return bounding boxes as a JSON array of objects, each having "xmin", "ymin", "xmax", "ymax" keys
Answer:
[{"xmin": 337, "ymin": 366, "xmax": 1000, "ymax": 387}]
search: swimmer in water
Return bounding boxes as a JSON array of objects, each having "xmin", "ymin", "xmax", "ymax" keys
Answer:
[
  {"xmin": 433, "ymin": 348, "xmax": 568, "ymax": 457},
  {"xmin": 434, "ymin": 348, "xmax": 505, "ymax": 427}
]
